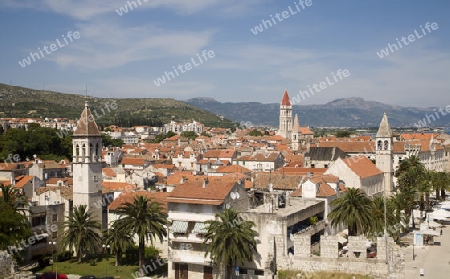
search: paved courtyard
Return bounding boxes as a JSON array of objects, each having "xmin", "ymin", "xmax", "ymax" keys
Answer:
[{"xmin": 401, "ymin": 221, "xmax": 450, "ymax": 278}]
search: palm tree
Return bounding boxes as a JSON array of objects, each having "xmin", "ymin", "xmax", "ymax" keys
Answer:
[
  {"xmin": 203, "ymin": 209, "xmax": 258, "ymax": 279},
  {"xmin": 0, "ymin": 184, "xmax": 32, "ymax": 251},
  {"xmin": 431, "ymin": 171, "xmax": 450, "ymax": 201},
  {"xmin": 60, "ymin": 205, "xmax": 102, "ymax": 263},
  {"xmin": 114, "ymin": 196, "xmax": 167, "ymax": 271},
  {"xmin": 368, "ymin": 196, "xmax": 385, "ymax": 237},
  {"xmin": 104, "ymin": 222, "xmax": 134, "ymax": 266},
  {"xmin": 328, "ymin": 188, "xmax": 373, "ymax": 236}
]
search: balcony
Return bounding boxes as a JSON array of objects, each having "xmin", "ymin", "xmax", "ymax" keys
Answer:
[
  {"xmin": 169, "ymin": 221, "xmax": 209, "ymax": 243},
  {"xmin": 170, "ymin": 249, "xmax": 210, "ymax": 265}
]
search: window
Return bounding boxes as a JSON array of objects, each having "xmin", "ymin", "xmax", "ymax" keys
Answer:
[
  {"xmin": 384, "ymin": 140, "xmax": 389, "ymax": 150},
  {"xmin": 32, "ymin": 216, "xmax": 46, "ymax": 227},
  {"xmin": 377, "ymin": 140, "xmax": 382, "ymax": 150},
  {"xmin": 93, "ymin": 175, "xmax": 98, "ymax": 182},
  {"xmin": 52, "ymin": 214, "xmax": 57, "ymax": 222}
]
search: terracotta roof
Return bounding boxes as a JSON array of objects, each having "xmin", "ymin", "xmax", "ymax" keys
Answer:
[
  {"xmin": 317, "ymin": 141, "xmax": 375, "ymax": 153},
  {"xmin": 253, "ymin": 172, "xmax": 304, "ymax": 190},
  {"xmin": 167, "ymin": 171, "xmax": 206, "ymax": 185},
  {"xmin": 203, "ymin": 149, "xmax": 236, "ymax": 159},
  {"xmin": 291, "ymin": 176, "xmax": 340, "ymax": 197},
  {"xmin": 281, "ymin": 89, "xmax": 291, "ymax": 106},
  {"xmin": 13, "ymin": 175, "xmax": 34, "ymax": 189},
  {"xmin": 0, "ymin": 163, "xmax": 20, "ymax": 171},
  {"xmin": 151, "ymin": 164, "xmax": 176, "ymax": 169},
  {"xmin": 121, "ymin": 157, "xmax": 148, "ymax": 166},
  {"xmin": 165, "ymin": 135, "xmax": 180, "ymax": 141},
  {"xmin": 274, "ymin": 167, "xmax": 327, "ymax": 176},
  {"xmin": 108, "ymin": 191, "xmax": 169, "ymax": 211},
  {"xmin": 73, "ymin": 102, "xmax": 101, "ymax": 136},
  {"xmin": 400, "ymin": 133, "xmax": 438, "ymax": 140},
  {"xmin": 236, "ymin": 152, "xmax": 281, "ymax": 162},
  {"xmin": 102, "ymin": 182, "xmax": 137, "ymax": 193},
  {"xmin": 102, "ymin": 168, "xmax": 117, "ymax": 177},
  {"xmin": 215, "ymin": 165, "xmax": 252, "ymax": 173},
  {"xmin": 299, "ymin": 127, "xmax": 313, "ymax": 135},
  {"xmin": 342, "ymin": 156, "xmax": 382, "ymax": 178},
  {"xmin": 167, "ymin": 179, "xmax": 237, "ymax": 205}
]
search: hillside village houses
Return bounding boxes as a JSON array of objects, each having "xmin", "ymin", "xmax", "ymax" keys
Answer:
[{"xmin": 1, "ymin": 90, "xmax": 450, "ymax": 278}]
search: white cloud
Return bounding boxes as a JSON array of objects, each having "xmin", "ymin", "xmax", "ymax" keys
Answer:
[
  {"xmin": 1, "ymin": 0, "xmax": 249, "ymax": 19},
  {"xmin": 41, "ymin": 22, "xmax": 215, "ymax": 69}
]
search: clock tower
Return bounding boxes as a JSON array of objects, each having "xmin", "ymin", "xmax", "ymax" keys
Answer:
[{"xmin": 72, "ymin": 102, "xmax": 103, "ymax": 223}]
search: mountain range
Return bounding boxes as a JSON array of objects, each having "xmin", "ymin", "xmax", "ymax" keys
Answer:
[
  {"xmin": 1, "ymin": 83, "xmax": 447, "ymax": 129},
  {"xmin": 0, "ymin": 84, "xmax": 235, "ymax": 128},
  {"xmin": 185, "ymin": 97, "xmax": 449, "ymax": 128}
]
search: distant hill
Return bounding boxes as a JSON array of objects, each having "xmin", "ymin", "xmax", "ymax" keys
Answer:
[
  {"xmin": 185, "ymin": 97, "xmax": 449, "ymax": 128},
  {"xmin": 0, "ymin": 84, "xmax": 235, "ymax": 128}
]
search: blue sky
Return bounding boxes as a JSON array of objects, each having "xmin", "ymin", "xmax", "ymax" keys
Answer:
[{"xmin": 0, "ymin": 0, "xmax": 449, "ymax": 107}]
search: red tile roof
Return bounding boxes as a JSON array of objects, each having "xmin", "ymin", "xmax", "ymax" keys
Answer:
[
  {"xmin": 102, "ymin": 168, "xmax": 117, "ymax": 177},
  {"xmin": 215, "ymin": 165, "xmax": 252, "ymax": 173},
  {"xmin": 281, "ymin": 90, "xmax": 291, "ymax": 106},
  {"xmin": 342, "ymin": 156, "xmax": 382, "ymax": 178},
  {"xmin": 108, "ymin": 191, "xmax": 169, "ymax": 211},
  {"xmin": 13, "ymin": 175, "xmax": 34, "ymax": 189},
  {"xmin": 167, "ymin": 179, "xmax": 236, "ymax": 205},
  {"xmin": 102, "ymin": 182, "xmax": 137, "ymax": 193},
  {"xmin": 121, "ymin": 157, "xmax": 148, "ymax": 166}
]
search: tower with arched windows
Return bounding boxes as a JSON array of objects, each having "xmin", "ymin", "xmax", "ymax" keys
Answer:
[
  {"xmin": 375, "ymin": 113, "xmax": 394, "ymax": 194},
  {"xmin": 278, "ymin": 89, "xmax": 292, "ymax": 139},
  {"xmin": 72, "ymin": 102, "xmax": 103, "ymax": 222}
]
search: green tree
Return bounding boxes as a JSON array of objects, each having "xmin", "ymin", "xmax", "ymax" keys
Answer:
[
  {"xmin": 113, "ymin": 196, "xmax": 167, "ymax": 271},
  {"xmin": 104, "ymin": 224, "xmax": 134, "ymax": 266},
  {"xmin": 248, "ymin": 129, "xmax": 263, "ymax": 137},
  {"xmin": 0, "ymin": 185, "xmax": 32, "ymax": 252},
  {"xmin": 328, "ymin": 188, "xmax": 373, "ymax": 236},
  {"xmin": 102, "ymin": 134, "xmax": 124, "ymax": 147},
  {"xmin": 200, "ymin": 131, "xmax": 212, "ymax": 137},
  {"xmin": 166, "ymin": 131, "xmax": 176, "ymax": 138},
  {"xmin": 60, "ymin": 205, "xmax": 102, "ymax": 263},
  {"xmin": 203, "ymin": 209, "xmax": 258, "ymax": 279},
  {"xmin": 335, "ymin": 130, "xmax": 352, "ymax": 138},
  {"xmin": 431, "ymin": 171, "xmax": 450, "ymax": 201},
  {"xmin": 180, "ymin": 131, "xmax": 198, "ymax": 140},
  {"xmin": 395, "ymin": 155, "xmax": 427, "ymax": 220}
]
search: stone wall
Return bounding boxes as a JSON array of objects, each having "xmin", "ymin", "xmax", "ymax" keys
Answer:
[
  {"xmin": 0, "ymin": 251, "xmax": 14, "ymax": 279},
  {"xmin": 288, "ymin": 257, "xmax": 390, "ymax": 278},
  {"xmin": 320, "ymin": 236, "xmax": 338, "ymax": 259},
  {"xmin": 347, "ymin": 236, "xmax": 368, "ymax": 258},
  {"xmin": 293, "ymin": 235, "xmax": 310, "ymax": 258},
  {"xmin": 275, "ymin": 235, "xmax": 404, "ymax": 278}
]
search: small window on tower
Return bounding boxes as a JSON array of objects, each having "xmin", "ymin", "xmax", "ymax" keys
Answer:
[
  {"xmin": 377, "ymin": 141, "xmax": 382, "ymax": 150},
  {"xmin": 93, "ymin": 175, "xmax": 98, "ymax": 182},
  {"xmin": 384, "ymin": 140, "xmax": 389, "ymax": 150}
]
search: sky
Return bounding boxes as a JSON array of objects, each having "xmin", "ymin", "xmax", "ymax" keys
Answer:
[{"xmin": 0, "ymin": 0, "xmax": 449, "ymax": 107}]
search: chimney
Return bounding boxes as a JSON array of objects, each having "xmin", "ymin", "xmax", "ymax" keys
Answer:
[
  {"xmin": 180, "ymin": 177, "xmax": 184, "ymax": 184},
  {"xmin": 203, "ymin": 179, "xmax": 208, "ymax": 188}
]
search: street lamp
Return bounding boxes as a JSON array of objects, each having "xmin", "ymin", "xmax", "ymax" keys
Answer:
[
  {"xmin": 49, "ymin": 241, "xmax": 57, "ymax": 276},
  {"xmin": 102, "ymin": 244, "xmax": 110, "ymax": 277}
]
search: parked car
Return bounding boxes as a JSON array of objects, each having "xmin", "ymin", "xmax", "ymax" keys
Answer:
[
  {"xmin": 79, "ymin": 276, "xmax": 97, "ymax": 279},
  {"xmin": 39, "ymin": 272, "xmax": 68, "ymax": 279}
]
